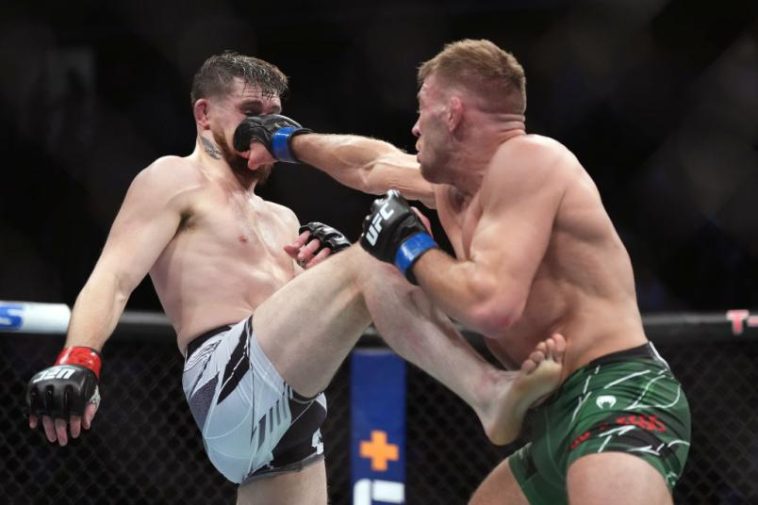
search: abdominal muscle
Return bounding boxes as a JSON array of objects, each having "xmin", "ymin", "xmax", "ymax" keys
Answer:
[
  {"xmin": 149, "ymin": 205, "xmax": 297, "ymax": 353},
  {"xmin": 485, "ymin": 280, "xmax": 647, "ymax": 377},
  {"xmin": 481, "ymin": 232, "xmax": 648, "ymax": 378}
]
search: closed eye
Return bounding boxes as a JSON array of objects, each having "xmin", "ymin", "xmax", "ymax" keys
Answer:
[{"xmin": 241, "ymin": 102, "xmax": 263, "ymax": 116}]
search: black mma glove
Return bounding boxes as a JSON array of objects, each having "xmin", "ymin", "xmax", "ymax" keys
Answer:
[
  {"xmin": 27, "ymin": 346, "xmax": 101, "ymax": 419},
  {"xmin": 300, "ymin": 222, "xmax": 351, "ymax": 254},
  {"xmin": 233, "ymin": 114, "xmax": 312, "ymax": 163},
  {"xmin": 359, "ymin": 190, "xmax": 438, "ymax": 284}
]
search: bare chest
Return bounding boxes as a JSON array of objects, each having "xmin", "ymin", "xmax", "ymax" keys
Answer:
[
  {"xmin": 182, "ymin": 193, "xmax": 292, "ymax": 262},
  {"xmin": 436, "ymin": 189, "xmax": 482, "ymax": 259}
]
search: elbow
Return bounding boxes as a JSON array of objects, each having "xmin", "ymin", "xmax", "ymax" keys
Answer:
[
  {"xmin": 468, "ymin": 295, "xmax": 527, "ymax": 336},
  {"xmin": 114, "ymin": 272, "xmax": 139, "ymax": 302},
  {"xmin": 360, "ymin": 166, "xmax": 382, "ymax": 195},
  {"xmin": 91, "ymin": 269, "xmax": 135, "ymax": 305}
]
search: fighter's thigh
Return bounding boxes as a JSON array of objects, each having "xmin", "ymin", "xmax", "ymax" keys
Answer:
[
  {"xmin": 254, "ymin": 246, "xmax": 373, "ymax": 396},
  {"xmin": 469, "ymin": 457, "xmax": 530, "ymax": 505},
  {"xmin": 566, "ymin": 453, "xmax": 671, "ymax": 505},
  {"xmin": 236, "ymin": 459, "xmax": 327, "ymax": 505}
]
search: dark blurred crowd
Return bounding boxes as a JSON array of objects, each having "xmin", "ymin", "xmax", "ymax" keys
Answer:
[{"xmin": 1, "ymin": 0, "xmax": 756, "ymax": 313}]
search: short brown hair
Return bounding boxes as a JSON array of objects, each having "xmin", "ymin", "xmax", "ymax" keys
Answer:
[
  {"xmin": 418, "ymin": 39, "xmax": 526, "ymax": 114},
  {"xmin": 190, "ymin": 51, "xmax": 288, "ymax": 104}
]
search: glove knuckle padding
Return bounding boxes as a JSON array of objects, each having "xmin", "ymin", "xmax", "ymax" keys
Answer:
[
  {"xmin": 360, "ymin": 192, "xmax": 425, "ymax": 262},
  {"xmin": 300, "ymin": 222, "xmax": 350, "ymax": 253},
  {"xmin": 359, "ymin": 190, "xmax": 438, "ymax": 285},
  {"xmin": 232, "ymin": 114, "xmax": 306, "ymax": 153},
  {"xmin": 233, "ymin": 117, "xmax": 266, "ymax": 152},
  {"xmin": 27, "ymin": 365, "xmax": 98, "ymax": 418}
]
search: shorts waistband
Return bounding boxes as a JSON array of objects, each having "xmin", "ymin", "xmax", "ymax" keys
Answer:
[
  {"xmin": 541, "ymin": 342, "xmax": 665, "ymax": 407},
  {"xmin": 186, "ymin": 324, "xmax": 234, "ymax": 358},
  {"xmin": 584, "ymin": 342, "xmax": 658, "ymax": 369}
]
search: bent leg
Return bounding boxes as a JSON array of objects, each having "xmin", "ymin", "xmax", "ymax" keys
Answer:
[
  {"xmin": 236, "ymin": 459, "xmax": 327, "ymax": 505},
  {"xmin": 364, "ymin": 273, "xmax": 565, "ymax": 444},
  {"xmin": 255, "ymin": 244, "xmax": 506, "ymax": 400},
  {"xmin": 255, "ymin": 246, "xmax": 563, "ymax": 442},
  {"xmin": 253, "ymin": 246, "xmax": 373, "ymax": 397},
  {"xmin": 567, "ymin": 453, "xmax": 672, "ymax": 505}
]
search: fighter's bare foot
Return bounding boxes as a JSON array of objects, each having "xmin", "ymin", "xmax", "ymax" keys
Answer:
[{"xmin": 482, "ymin": 333, "xmax": 565, "ymax": 445}]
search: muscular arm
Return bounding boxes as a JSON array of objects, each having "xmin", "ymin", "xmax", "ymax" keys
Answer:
[
  {"xmin": 292, "ymin": 134, "xmax": 436, "ymax": 208},
  {"xmin": 412, "ymin": 141, "xmax": 569, "ymax": 337},
  {"xmin": 65, "ymin": 157, "xmax": 190, "ymax": 350}
]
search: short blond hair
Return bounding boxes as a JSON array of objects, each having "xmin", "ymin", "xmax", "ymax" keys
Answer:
[{"xmin": 418, "ymin": 39, "xmax": 526, "ymax": 114}]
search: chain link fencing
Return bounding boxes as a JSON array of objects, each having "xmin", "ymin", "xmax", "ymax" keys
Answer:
[{"xmin": 2, "ymin": 321, "xmax": 756, "ymax": 504}]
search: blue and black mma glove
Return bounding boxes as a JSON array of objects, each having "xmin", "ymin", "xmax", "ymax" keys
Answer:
[
  {"xmin": 359, "ymin": 190, "xmax": 438, "ymax": 285},
  {"xmin": 300, "ymin": 222, "xmax": 351, "ymax": 255},
  {"xmin": 233, "ymin": 114, "xmax": 312, "ymax": 163}
]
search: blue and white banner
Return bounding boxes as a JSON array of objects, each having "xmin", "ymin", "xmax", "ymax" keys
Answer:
[
  {"xmin": 0, "ymin": 301, "xmax": 70, "ymax": 334},
  {"xmin": 351, "ymin": 349, "xmax": 406, "ymax": 505}
]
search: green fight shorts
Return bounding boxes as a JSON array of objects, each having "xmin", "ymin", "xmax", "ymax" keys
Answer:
[{"xmin": 509, "ymin": 343, "xmax": 691, "ymax": 505}]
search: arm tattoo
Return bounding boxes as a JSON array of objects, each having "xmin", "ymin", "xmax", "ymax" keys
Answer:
[{"xmin": 201, "ymin": 137, "xmax": 223, "ymax": 159}]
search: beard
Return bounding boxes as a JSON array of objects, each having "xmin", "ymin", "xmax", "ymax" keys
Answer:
[
  {"xmin": 418, "ymin": 145, "xmax": 452, "ymax": 184},
  {"xmin": 212, "ymin": 129, "xmax": 273, "ymax": 186},
  {"xmin": 416, "ymin": 121, "xmax": 454, "ymax": 184}
]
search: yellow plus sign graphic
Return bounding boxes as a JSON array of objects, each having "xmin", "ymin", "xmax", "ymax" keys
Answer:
[{"xmin": 359, "ymin": 430, "xmax": 399, "ymax": 471}]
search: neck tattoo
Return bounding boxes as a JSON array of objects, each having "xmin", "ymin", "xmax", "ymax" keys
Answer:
[{"xmin": 201, "ymin": 137, "xmax": 223, "ymax": 159}]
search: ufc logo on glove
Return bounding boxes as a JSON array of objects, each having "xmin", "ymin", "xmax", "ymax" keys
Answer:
[
  {"xmin": 32, "ymin": 366, "xmax": 77, "ymax": 382},
  {"xmin": 360, "ymin": 190, "xmax": 438, "ymax": 285},
  {"xmin": 364, "ymin": 203, "xmax": 396, "ymax": 246}
]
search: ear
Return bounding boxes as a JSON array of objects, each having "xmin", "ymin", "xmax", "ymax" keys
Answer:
[
  {"xmin": 193, "ymin": 99, "xmax": 210, "ymax": 130},
  {"xmin": 447, "ymin": 95, "xmax": 463, "ymax": 132}
]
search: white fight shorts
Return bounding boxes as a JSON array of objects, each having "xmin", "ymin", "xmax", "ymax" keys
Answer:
[{"xmin": 182, "ymin": 316, "xmax": 327, "ymax": 484}]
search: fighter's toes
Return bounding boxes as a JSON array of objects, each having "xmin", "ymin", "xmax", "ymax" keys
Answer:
[
  {"xmin": 521, "ymin": 356, "xmax": 537, "ymax": 374},
  {"xmin": 548, "ymin": 333, "xmax": 566, "ymax": 364}
]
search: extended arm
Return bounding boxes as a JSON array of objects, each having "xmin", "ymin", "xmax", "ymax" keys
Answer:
[
  {"xmin": 292, "ymin": 134, "xmax": 435, "ymax": 207},
  {"xmin": 359, "ymin": 141, "xmax": 569, "ymax": 337},
  {"xmin": 66, "ymin": 160, "xmax": 187, "ymax": 350},
  {"xmin": 27, "ymin": 156, "xmax": 189, "ymax": 445},
  {"xmin": 234, "ymin": 114, "xmax": 436, "ymax": 207}
]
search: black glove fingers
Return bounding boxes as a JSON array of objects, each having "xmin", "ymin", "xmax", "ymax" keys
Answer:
[
  {"xmin": 298, "ymin": 222, "xmax": 316, "ymax": 236},
  {"xmin": 299, "ymin": 222, "xmax": 350, "ymax": 254},
  {"xmin": 233, "ymin": 114, "xmax": 307, "ymax": 155},
  {"xmin": 318, "ymin": 230, "xmax": 350, "ymax": 252},
  {"xmin": 27, "ymin": 387, "xmax": 38, "ymax": 411},
  {"xmin": 232, "ymin": 117, "xmax": 266, "ymax": 152},
  {"xmin": 44, "ymin": 385, "xmax": 56, "ymax": 417},
  {"xmin": 323, "ymin": 236, "xmax": 343, "ymax": 251},
  {"xmin": 62, "ymin": 385, "xmax": 71, "ymax": 418},
  {"xmin": 66, "ymin": 384, "xmax": 83, "ymax": 418},
  {"xmin": 27, "ymin": 365, "xmax": 99, "ymax": 420}
]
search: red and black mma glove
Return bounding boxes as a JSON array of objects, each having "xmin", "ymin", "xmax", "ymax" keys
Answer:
[
  {"xmin": 26, "ymin": 346, "xmax": 101, "ymax": 419},
  {"xmin": 359, "ymin": 190, "xmax": 438, "ymax": 285},
  {"xmin": 300, "ymin": 222, "xmax": 351, "ymax": 254},
  {"xmin": 233, "ymin": 114, "xmax": 312, "ymax": 163}
]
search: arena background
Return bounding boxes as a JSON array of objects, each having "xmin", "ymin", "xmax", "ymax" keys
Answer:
[{"xmin": 1, "ymin": 0, "xmax": 757, "ymax": 504}]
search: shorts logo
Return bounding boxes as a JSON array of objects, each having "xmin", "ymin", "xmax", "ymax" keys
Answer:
[
  {"xmin": 570, "ymin": 414, "xmax": 668, "ymax": 450},
  {"xmin": 615, "ymin": 414, "xmax": 666, "ymax": 432},
  {"xmin": 596, "ymin": 395, "xmax": 617, "ymax": 409},
  {"xmin": 186, "ymin": 340, "xmax": 221, "ymax": 369}
]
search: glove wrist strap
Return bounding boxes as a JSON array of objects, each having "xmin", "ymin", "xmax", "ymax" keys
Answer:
[
  {"xmin": 394, "ymin": 232, "xmax": 438, "ymax": 285},
  {"xmin": 55, "ymin": 346, "xmax": 102, "ymax": 378},
  {"xmin": 272, "ymin": 127, "xmax": 301, "ymax": 163}
]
